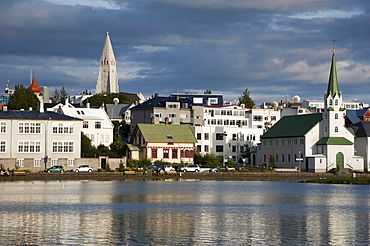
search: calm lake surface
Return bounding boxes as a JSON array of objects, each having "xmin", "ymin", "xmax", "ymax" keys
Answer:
[{"xmin": 0, "ymin": 180, "xmax": 370, "ymax": 245}]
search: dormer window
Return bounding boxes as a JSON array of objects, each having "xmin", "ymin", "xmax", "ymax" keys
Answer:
[{"xmin": 166, "ymin": 135, "xmax": 173, "ymax": 139}]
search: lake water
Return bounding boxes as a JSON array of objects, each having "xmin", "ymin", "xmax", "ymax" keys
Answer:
[{"xmin": 0, "ymin": 180, "xmax": 370, "ymax": 245}]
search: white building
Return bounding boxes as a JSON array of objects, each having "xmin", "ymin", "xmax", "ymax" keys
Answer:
[
  {"xmin": 258, "ymin": 52, "xmax": 364, "ymax": 172},
  {"xmin": 192, "ymin": 105, "xmax": 264, "ymax": 164},
  {"xmin": 95, "ymin": 32, "xmax": 119, "ymax": 94},
  {"xmin": 48, "ymin": 100, "xmax": 114, "ymax": 147},
  {"xmin": 0, "ymin": 107, "xmax": 82, "ymax": 172}
]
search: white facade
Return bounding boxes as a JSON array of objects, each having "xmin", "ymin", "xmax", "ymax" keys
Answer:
[
  {"xmin": 48, "ymin": 101, "xmax": 114, "ymax": 147},
  {"xmin": 192, "ymin": 105, "xmax": 264, "ymax": 163},
  {"xmin": 0, "ymin": 110, "xmax": 82, "ymax": 172},
  {"xmin": 96, "ymin": 32, "xmax": 119, "ymax": 94}
]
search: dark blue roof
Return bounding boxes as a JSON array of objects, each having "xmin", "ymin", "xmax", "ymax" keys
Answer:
[
  {"xmin": 0, "ymin": 110, "xmax": 82, "ymax": 121},
  {"xmin": 132, "ymin": 96, "xmax": 194, "ymax": 110}
]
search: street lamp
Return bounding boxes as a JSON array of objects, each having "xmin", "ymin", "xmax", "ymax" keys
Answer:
[
  {"xmin": 297, "ymin": 150, "xmax": 303, "ymax": 172},
  {"xmin": 223, "ymin": 131, "xmax": 227, "ymax": 167}
]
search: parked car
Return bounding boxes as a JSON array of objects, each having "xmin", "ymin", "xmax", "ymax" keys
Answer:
[
  {"xmin": 46, "ymin": 166, "xmax": 64, "ymax": 173},
  {"xmin": 209, "ymin": 166, "xmax": 227, "ymax": 172},
  {"xmin": 181, "ymin": 164, "xmax": 200, "ymax": 172},
  {"xmin": 234, "ymin": 163, "xmax": 247, "ymax": 170},
  {"xmin": 163, "ymin": 165, "xmax": 173, "ymax": 171},
  {"xmin": 72, "ymin": 165, "xmax": 94, "ymax": 172},
  {"xmin": 147, "ymin": 164, "xmax": 164, "ymax": 171}
]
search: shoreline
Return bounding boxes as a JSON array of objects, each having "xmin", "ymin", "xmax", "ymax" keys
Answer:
[{"xmin": 0, "ymin": 171, "xmax": 358, "ymax": 182}]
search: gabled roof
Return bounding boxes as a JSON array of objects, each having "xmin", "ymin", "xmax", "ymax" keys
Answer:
[
  {"xmin": 351, "ymin": 121, "xmax": 370, "ymax": 137},
  {"xmin": 262, "ymin": 113, "xmax": 322, "ymax": 138},
  {"xmin": 136, "ymin": 124, "xmax": 197, "ymax": 143},
  {"xmin": 316, "ymin": 137, "xmax": 353, "ymax": 145},
  {"xmin": 0, "ymin": 110, "xmax": 81, "ymax": 121},
  {"xmin": 105, "ymin": 103, "xmax": 133, "ymax": 119}
]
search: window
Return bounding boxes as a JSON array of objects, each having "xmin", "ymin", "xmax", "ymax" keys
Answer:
[
  {"xmin": 172, "ymin": 149, "xmax": 178, "ymax": 159},
  {"xmin": 163, "ymin": 149, "xmax": 169, "ymax": 158},
  {"xmin": 52, "ymin": 122, "xmax": 74, "ymax": 134},
  {"xmin": 325, "ymin": 127, "xmax": 327, "ymax": 133},
  {"xmin": 329, "ymin": 99, "xmax": 333, "ymax": 105},
  {"xmin": 18, "ymin": 122, "xmax": 41, "ymax": 134},
  {"xmin": 18, "ymin": 141, "xmax": 41, "ymax": 153},
  {"xmin": 204, "ymin": 133, "xmax": 209, "ymax": 140},
  {"xmin": 196, "ymin": 145, "xmax": 201, "ymax": 152},
  {"xmin": 275, "ymin": 140, "xmax": 279, "ymax": 145},
  {"xmin": 95, "ymin": 121, "xmax": 101, "ymax": 129},
  {"xmin": 0, "ymin": 122, "xmax": 6, "ymax": 133},
  {"xmin": 281, "ymin": 140, "xmax": 285, "ymax": 145},
  {"xmin": 83, "ymin": 121, "xmax": 89, "ymax": 128},
  {"xmin": 52, "ymin": 142, "xmax": 74, "ymax": 153},
  {"xmin": 288, "ymin": 154, "xmax": 291, "ymax": 162},
  {"xmin": 209, "ymin": 98, "xmax": 218, "ymax": 104},
  {"xmin": 204, "ymin": 145, "xmax": 209, "ymax": 152},
  {"xmin": 335, "ymin": 113, "xmax": 338, "ymax": 119},
  {"xmin": 335, "ymin": 126, "xmax": 338, "ymax": 133},
  {"xmin": 197, "ymin": 133, "xmax": 202, "ymax": 140},
  {"xmin": 0, "ymin": 141, "xmax": 5, "ymax": 152},
  {"xmin": 282, "ymin": 154, "xmax": 285, "ymax": 163},
  {"xmin": 51, "ymin": 159, "xmax": 58, "ymax": 166},
  {"xmin": 216, "ymin": 145, "xmax": 223, "ymax": 152},
  {"xmin": 17, "ymin": 159, "xmax": 24, "ymax": 168},
  {"xmin": 232, "ymin": 145, "xmax": 236, "ymax": 152},
  {"xmin": 276, "ymin": 154, "xmax": 278, "ymax": 162},
  {"xmin": 216, "ymin": 133, "xmax": 224, "ymax": 140},
  {"xmin": 151, "ymin": 149, "xmax": 157, "ymax": 158},
  {"xmin": 68, "ymin": 159, "xmax": 75, "ymax": 166},
  {"xmin": 34, "ymin": 159, "xmax": 42, "ymax": 167},
  {"xmin": 335, "ymin": 99, "xmax": 338, "ymax": 106},
  {"xmin": 287, "ymin": 139, "xmax": 291, "ymax": 145},
  {"xmin": 300, "ymin": 138, "xmax": 304, "ymax": 144},
  {"xmin": 181, "ymin": 149, "xmax": 194, "ymax": 158},
  {"xmin": 293, "ymin": 139, "xmax": 298, "ymax": 145},
  {"xmin": 232, "ymin": 134, "xmax": 237, "ymax": 141},
  {"xmin": 168, "ymin": 104, "xmax": 178, "ymax": 108},
  {"xmin": 169, "ymin": 114, "xmax": 176, "ymax": 118}
]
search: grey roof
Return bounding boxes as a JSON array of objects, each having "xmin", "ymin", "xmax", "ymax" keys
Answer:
[
  {"xmin": 105, "ymin": 104, "xmax": 131, "ymax": 119},
  {"xmin": 351, "ymin": 121, "xmax": 370, "ymax": 137},
  {"xmin": 0, "ymin": 110, "xmax": 82, "ymax": 121},
  {"xmin": 132, "ymin": 96, "xmax": 194, "ymax": 110}
]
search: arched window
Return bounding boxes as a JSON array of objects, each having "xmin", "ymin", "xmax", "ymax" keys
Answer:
[
  {"xmin": 335, "ymin": 126, "xmax": 338, "ymax": 133},
  {"xmin": 325, "ymin": 127, "xmax": 327, "ymax": 133},
  {"xmin": 329, "ymin": 99, "xmax": 333, "ymax": 105},
  {"xmin": 335, "ymin": 113, "xmax": 338, "ymax": 119},
  {"xmin": 335, "ymin": 99, "xmax": 338, "ymax": 106}
]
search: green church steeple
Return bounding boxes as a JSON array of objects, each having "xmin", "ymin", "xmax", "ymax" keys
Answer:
[{"xmin": 326, "ymin": 53, "xmax": 340, "ymax": 98}]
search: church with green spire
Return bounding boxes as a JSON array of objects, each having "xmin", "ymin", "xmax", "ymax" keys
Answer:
[{"xmin": 258, "ymin": 52, "xmax": 364, "ymax": 172}]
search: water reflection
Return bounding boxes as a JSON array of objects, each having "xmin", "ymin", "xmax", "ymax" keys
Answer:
[{"xmin": 0, "ymin": 180, "xmax": 370, "ymax": 245}]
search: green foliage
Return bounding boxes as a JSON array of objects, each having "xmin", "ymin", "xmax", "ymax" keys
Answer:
[
  {"xmin": 204, "ymin": 90, "xmax": 212, "ymax": 94},
  {"xmin": 126, "ymin": 158, "xmax": 152, "ymax": 168},
  {"xmin": 81, "ymin": 133, "xmax": 96, "ymax": 158},
  {"xmin": 81, "ymin": 89, "xmax": 92, "ymax": 95},
  {"xmin": 81, "ymin": 133, "xmax": 124, "ymax": 158},
  {"xmin": 109, "ymin": 136, "xmax": 125, "ymax": 157},
  {"xmin": 83, "ymin": 93, "xmax": 131, "ymax": 107},
  {"xmin": 194, "ymin": 150, "xmax": 221, "ymax": 168},
  {"xmin": 154, "ymin": 159, "xmax": 172, "ymax": 165},
  {"xmin": 238, "ymin": 88, "xmax": 255, "ymax": 108},
  {"xmin": 53, "ymin": 87, "xmax": 68, "ymax": 103},
  {"xmin": 113, "ymin": 120, "xmax": 130, "ymax": 138},
  {"xmin": 7, "ymin": 85, "xmax": 39, "ymax": 110}
]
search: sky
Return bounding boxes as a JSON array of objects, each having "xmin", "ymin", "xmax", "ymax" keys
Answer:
[{"xmin": 1, "ymin": 0, "xmax": 370, "ymax": 105}]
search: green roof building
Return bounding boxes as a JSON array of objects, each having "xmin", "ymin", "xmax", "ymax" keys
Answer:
[{"xmin": 258, "ymin": 52, "xmax": 364, "ymax": 172}]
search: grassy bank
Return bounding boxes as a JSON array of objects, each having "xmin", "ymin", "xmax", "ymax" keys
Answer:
[{"xmin": 302, "ymin": 177, "xmax": 370, "ymax": 185}]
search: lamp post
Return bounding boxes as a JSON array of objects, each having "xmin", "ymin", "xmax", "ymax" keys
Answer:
[
  {"xmin": 297, "ymin": 150, "xmax": 303, "ymax": 172},
  {"xmin": 223, "ymin": 131, "xmax": 227, "ymax": 167}
]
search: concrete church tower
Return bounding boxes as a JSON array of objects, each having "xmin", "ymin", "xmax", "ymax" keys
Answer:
[{"xmin": 95, "ymin": 32, "xmax": 119, "ymax": 94}]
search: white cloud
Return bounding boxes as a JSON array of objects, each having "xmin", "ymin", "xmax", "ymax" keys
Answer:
[
  {"xmin": 290, "ymin": 9, "xmax": 364, "ymax": 20},
  {"xmin": 45, "ymin": 0, "xmax": 123, "ymax": 9}
]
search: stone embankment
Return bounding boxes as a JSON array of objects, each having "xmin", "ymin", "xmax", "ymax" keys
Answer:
[{"xmin": 1, "ymin": 171, "xmax": 365, "ymax": 182}]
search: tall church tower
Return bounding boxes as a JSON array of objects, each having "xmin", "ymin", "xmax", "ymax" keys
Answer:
[
  {"xmin": 95, "ymin": 32, "xmax": 119, "ymax": 94},
  {"xmin": 322, "ymin": 50, "xmax": 343, "ymax": 138}
]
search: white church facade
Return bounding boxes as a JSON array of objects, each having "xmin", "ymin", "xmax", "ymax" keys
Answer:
[
  {"xmin": 258, "ymin": 52, "xmax": 364, "ymax": 172},
  {"xmin": 95, "ymin": 32, "xmax": 119, "ymax": 94}
]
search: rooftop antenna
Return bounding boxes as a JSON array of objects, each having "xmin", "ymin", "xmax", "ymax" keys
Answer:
[{"xmin": 331, "ymin": 37, "xmax": 336, "ymax": 53}]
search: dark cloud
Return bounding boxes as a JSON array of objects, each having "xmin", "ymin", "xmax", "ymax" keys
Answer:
[{"xmin": 0, "ymin": 0, "xmax": 370, "ymax": 104}]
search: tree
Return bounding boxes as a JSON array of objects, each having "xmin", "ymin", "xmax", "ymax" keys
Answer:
[
  {"xmin": 81, "ymin": 133, "xmax": 96, "ymax": 158},
  {"xmin": 53, "ymin": 87, "xmax": 68, "ymax": 103},
  {"xmin": 237, "ymin": 88, "xmax": 255, "ymax": 108},
  {"xmin": 204, "ymin": 90, "xmax": 212, "ymax": 94},
  {"xmin": 83, "ymin": 93, "xmax": 131, "ymax": 107},
  {"xmin": 7, "ymin": 85, "xmax": 39, "ymax": 110}
]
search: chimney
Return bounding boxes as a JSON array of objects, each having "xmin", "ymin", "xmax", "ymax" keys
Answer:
[
  {"xmin": 176, "ymin": 95, "xmax": 180, "ymax": 101},
  {"xmin": 86, "ymin": 102, "xmax": 90, "ymax": 109},
  {"xmin": 154, "ymin": 93, "xmax": 159, "ymax": 98},
  {"xmin": 39, "ymin": 101, "xmax": 45, "ymax": 113},
  {"xmin": 3, "ymin": 106, "xmax": 7, "ymax": 111}
]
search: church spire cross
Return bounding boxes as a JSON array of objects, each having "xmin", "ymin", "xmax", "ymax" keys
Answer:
[{"xmin": 331, "ymin": 37, "xmax": 336, "ymax": 53}]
